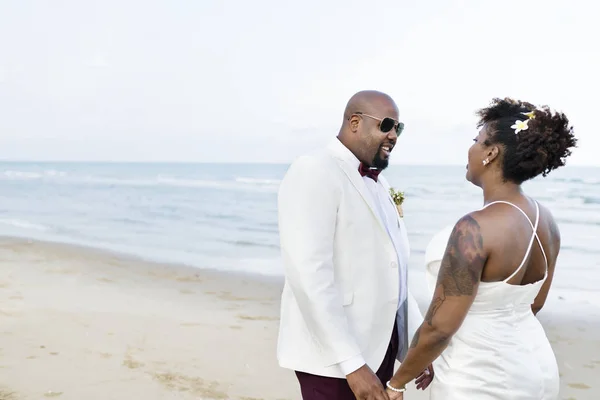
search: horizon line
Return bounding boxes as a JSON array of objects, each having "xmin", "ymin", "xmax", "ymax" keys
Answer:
[{"xmin": 0, "ymin": 160, "xmax": 597, "ymax": 168}]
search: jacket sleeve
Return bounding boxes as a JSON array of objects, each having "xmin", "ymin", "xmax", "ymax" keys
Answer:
[{"xmin": 278, "ymin": 155, "xmax": 363, "ymax": 368}]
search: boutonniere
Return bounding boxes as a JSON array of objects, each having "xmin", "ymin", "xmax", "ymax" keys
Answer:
[{"xmin": 389, "ymin": 187, "xmax": 405, "ymax": 218}]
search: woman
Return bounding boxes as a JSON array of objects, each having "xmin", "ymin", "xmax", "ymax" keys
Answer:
[{"xmin": 385, "ymin": 97, "xmax": 577, "ymax": 399}]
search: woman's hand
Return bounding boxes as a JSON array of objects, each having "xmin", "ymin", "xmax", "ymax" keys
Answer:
[
  {"xmin": 385, "ymin": 389, "xmax": 403, "ymax": 400},
  {"xmin": 415, "ymin": 364, "xmax": 434, "ymax": 390}
]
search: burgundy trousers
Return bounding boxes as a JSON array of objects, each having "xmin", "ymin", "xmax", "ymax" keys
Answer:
[{"xmin": 295, "ymin": 321, "xmax": 399, "ymax": 400}]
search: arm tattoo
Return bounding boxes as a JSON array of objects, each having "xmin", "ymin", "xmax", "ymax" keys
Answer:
[
  {"xmin": 410, "ymin": 326, "xmax": 422, "ymax": 348},
  {"xmin": 425, "ymin": 215, "xmax": 487, "ymax": 326},
  {"xmin": 424, "ymin": 295, "xmax": 444, "ymax": 326}
]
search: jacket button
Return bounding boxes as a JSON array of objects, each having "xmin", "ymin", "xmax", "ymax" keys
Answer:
[{"xmin": 390, "ymin": 261, "xmax": 398, "ymax": 268}]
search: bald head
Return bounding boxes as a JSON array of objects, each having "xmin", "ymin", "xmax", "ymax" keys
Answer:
[
  {"xmin": 343, "ymin": 90, "xmax": 398, "ymax": 121},
  {"xmin": 338, "ymin": 90, "xmax": 401, "ymax": 169}
]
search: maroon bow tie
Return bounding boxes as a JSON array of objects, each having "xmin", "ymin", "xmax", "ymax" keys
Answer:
[{"xmin": 358, "ymin": 163, "xmax": 381, "ymax": 182}]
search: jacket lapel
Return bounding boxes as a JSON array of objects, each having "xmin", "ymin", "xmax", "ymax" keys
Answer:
[
  {"xmin": 384, "ymin": 189, "xmax": 403, "ymax": 228},
  {"xmin": 331, "ymin": 156, "xmax": 389, "ymax": 236},
  {"xmin": 378, "ymin": 176, "xmax": 410, "ymax": 303},
  {"xmin": 379, "ymin": 177, "xmax": 410, "ymax": 255},
  {"xmin": 378, "ymin": 177, "xmax": 407, "ymax": 236}
]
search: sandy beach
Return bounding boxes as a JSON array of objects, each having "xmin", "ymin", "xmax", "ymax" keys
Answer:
[{"xmin": 1, "ymin": 237, "xmax": 599, "ymax": 400}]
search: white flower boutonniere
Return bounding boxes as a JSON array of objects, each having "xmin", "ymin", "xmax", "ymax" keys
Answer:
[{"xmin": 389, "ymin": 187, "xmax": 405, "ymax": 218}]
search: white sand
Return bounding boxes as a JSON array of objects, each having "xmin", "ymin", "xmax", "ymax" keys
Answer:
[{"xmin": 0, "ymin": 237, "xmax": 598, "ymax": 400}]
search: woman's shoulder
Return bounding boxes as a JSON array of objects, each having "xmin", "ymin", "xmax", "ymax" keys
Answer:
[
  {"xmin": 535, "ymin": 200, "xmax": 561, "ymax": 245},
  {"xmin": 425, "ymin": 210, "xmax": 487, "ymax": 257},
  {"xmin": 474, "ymin": 198, "xmax": 557, "ymax": 229},
  {"xmin": 423, "ymin": 197, "xmax": 554, "ymax": 263}
]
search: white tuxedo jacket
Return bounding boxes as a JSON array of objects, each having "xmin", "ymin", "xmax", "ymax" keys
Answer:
[{"xmin": 277, "ymin": 138, "xmax": 423, "ymax": 378}]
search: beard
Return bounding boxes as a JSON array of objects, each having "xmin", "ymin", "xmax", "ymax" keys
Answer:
[{"xmin": 372, "ymin": 150, "xmax": 389, "ymax": 170}]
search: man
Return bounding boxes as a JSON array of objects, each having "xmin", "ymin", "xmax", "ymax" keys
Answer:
[{"xmin": 277, "ymin": 90, "xmax": 432, "ymax": 400}]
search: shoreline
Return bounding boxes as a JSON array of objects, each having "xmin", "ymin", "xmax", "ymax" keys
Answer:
[
  {"xmin": 1, "ymin": 236, "xmax": 599, "ymax": 399},
  {"xmin": 3, "ymin": 234, "xmax": 598, "ymax": 311},
  {"xmin": 0, "ymin": 234, "xmax": 286, "ymax": 285}
]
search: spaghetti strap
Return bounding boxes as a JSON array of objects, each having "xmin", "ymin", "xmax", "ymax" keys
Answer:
[{"xmin": 482, "ymin": 200, "xmax": 548, "ymax": 281}]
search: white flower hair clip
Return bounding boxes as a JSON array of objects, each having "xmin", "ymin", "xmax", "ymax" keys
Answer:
[
  {"xmin": 511, "ymin": 110, "xmax": 536, "ymax": 135},
  {"xmin": 511, "ymin": 119, "xmax": 529, "ymax": 134},
  {"xmin": 522, "ymin": 111, "xmax": 536, "ymax": 119}
]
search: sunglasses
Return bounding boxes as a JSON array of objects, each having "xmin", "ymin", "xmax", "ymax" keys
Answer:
[{"xmin": 355, "ymin": 112, "xmax": 404, "ymax": 136}]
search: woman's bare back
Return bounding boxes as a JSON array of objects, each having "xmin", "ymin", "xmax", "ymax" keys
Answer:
[
  {"xmin": 478, "ymin": 196, "xmax": 560, "ymax": 285},
  {"xmin": 473, "ymin": 196, "xmax": 561, "ymax": 312}
]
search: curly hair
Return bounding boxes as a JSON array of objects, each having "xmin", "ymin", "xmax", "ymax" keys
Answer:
[{"xmin": 476, "ymin": 97, "xmax": 577, "ymax": 184}]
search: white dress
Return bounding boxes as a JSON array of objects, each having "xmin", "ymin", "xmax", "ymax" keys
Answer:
[{"xmin": 424, "ymin": 201, "xmax": 560, "ymax": 399}]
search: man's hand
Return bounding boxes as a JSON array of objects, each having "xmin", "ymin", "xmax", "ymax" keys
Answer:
[
  {"xmin": 415, "ymin": 364, "xmax": 434, "ymax": 390},
  {"xmin": 346, "ymin": 365, "xmax": 390, "ymax": 400}
]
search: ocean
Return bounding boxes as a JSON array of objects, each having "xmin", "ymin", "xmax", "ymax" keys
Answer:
[{"xmin": 1, "ymin": 161, "xmax": 599, "ymax": 300}]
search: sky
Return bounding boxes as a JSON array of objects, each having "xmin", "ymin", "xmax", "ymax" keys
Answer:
[{"xmin": 0, "ymin": 0, "xmax": 598, "ymax": 165}]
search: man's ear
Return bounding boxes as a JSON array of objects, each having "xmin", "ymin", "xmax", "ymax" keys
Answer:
[{"xmin": 349, "ymin": 115, "xmax": 360, "ymax": 132}]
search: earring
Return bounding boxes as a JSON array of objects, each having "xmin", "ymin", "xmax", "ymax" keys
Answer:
[{"xmin": 483, "ymin": 159, "xmax": 489, "ymax": 166}]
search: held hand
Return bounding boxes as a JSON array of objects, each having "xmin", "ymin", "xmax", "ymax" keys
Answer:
[
  {"xmin": 346, "ymin": 364, "xmax": 390, "ymax": 400},
  {"xmin": 415, "ymin": 363, "xmax": 434, "ymax": 390},
  {"xmin": 385, "ymin": 389, "xmax": 404, "ymax": 400}
]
